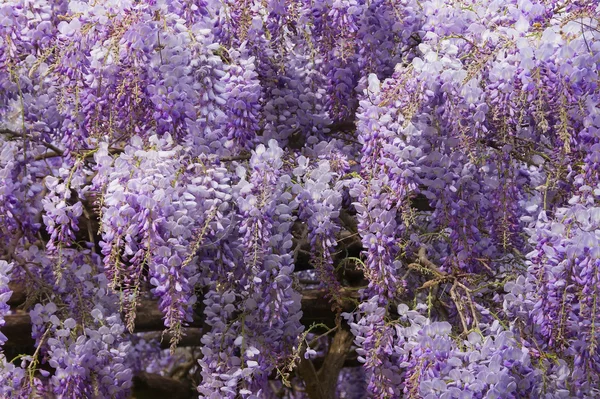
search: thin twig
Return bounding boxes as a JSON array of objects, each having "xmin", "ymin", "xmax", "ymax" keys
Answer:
[{"xmin": 219, "ymin": 154, "xmax": 252, "ymax": 162}]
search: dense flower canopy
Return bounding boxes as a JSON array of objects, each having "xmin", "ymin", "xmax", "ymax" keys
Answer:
[{"xmin": 0, "ymin": 0, "xmax": 599, "ymax": 398}]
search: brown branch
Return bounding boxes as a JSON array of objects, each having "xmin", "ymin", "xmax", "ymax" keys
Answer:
[
  {"xmin": 1, "ymin": 287, "xmax": 359, "ymax": 350},
  {"xmin": 7, "ymin": 282, "xmax": 27, "ymax": 306},
  {"xmin": 316, "ymin": 326, "xmax": 354, "ymax": 398},
  {"xmin": 409, "ymin": 247, "xmax": 480, "ymax": 334},
  {"xmin": 313, "ymin": 348, "xmax": 360, "ymax": 369},
  {"xmin": 0, "ymin": 128, "xmax": 64, "ymax": 156},
  {"xmin": 132, "ymin": 372, "xmax": 195, "ymax": 399},
  {"xmin": 296, "ymin": 326, "xmax": 355, "ymax": 399},
  {"xmin": 33, "ymin": 151, "xmax": 63, "ymax": 161},
  {"xmin": 38, "ymin": 141, "xmax": 64, "ymax": 156},
  {"xmin": 219, "ymin": 154, "xmax": 252, "ymax": 162},
  {"xmin": 297, "ymin": 348, "xmax": 325, "ymax": 399},
  {"xmin": 417, "ymin": 246, "xmax": 444, "ymax": 276},
  {"xmin": 142, "ymin": 328, "xmax": 205, "ymax": 350}
]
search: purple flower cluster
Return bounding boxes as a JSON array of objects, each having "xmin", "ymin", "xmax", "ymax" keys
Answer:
[
  {"xmin": 0, "ymin": 140, "xmax": 22, "ymax": 241},
  {"xmin": 356, "ymin": 0, "xmax": 421, "ymax": 77},
  {"xmin": 0, "ymin": 0, "xmax": 599, "ymax": 397},
  {"xmin": 197, "ymin": 289, "xmax": 259, "ymax": 397},
  {"xmin": 346, "ymin": 296, "xmax": 402, "ymax": 397},
  {"xmin": 0, "ymin": 136, "xmax": 42, "ymax": 242},
  {"xmin": 198, "ymin": 140, "xmax": 302, "ymax": 397},
  {"xmin": 42, "ymin": 164, "xmax": 86, "ymax": 253},
  {"xmin": 307, "ymin": 0, "xmax": 363, "ymax": 122},
  {"xmin": 348, "ymin": 300, "xmax": 537, "ymax": 399},
  {"xmin": 223, "ymin": 47, "xmax": 262, "ymax": 151},
  {"xmin": 337, "ymin": 367, "xmax": 367, "ymax": 399},
  {"xmin": 30, "ymin": 300, "xmax": 132, "ymax": 398},
  {"xmin": 0, "ymin": 353, "xmax": 43, "ymax": 398},
  {"xmin": 351, "ymin": 72, "xmax": 420, "ymax": 299},
  {"xmin": 294, "ymin": 157, "xmax": 344, "ymax": 301},
  {"xmin": 0, "ymin": 247, "xmax": 133, "ymax": 398},
  {"xmin": 98, "ymin": 134, "xmax": 236, "ymax": 339},
  {"xmin": 0, "ymin": 260, "xmax": 13, "ymax": 347},
  {"xmin": 505, "ymin": 183, "xmax": 600, "ymax": 396}
]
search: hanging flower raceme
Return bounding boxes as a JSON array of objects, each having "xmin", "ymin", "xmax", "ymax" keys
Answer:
[
  {"xmin": 0, "ymin": 260, "xmax": 13, "ymax": 348},
  {"xmin": 356, "ymin": 0, "xmax": 421, "ymax": 77},
  {"xmin": 352, "ymin": 72, "xmax": 423, "ymax": 300},
  {"xmin": 98, "ymin": 134, "xmax": 235, "ymax": 342},
  {"xmin": 31, "ymin": 250, "xmax": 133, "ymax": 399},
  {"xmin": 197, "ymin": 289, "xmax": 252, "ymax": 398},
  {"xmin": 346, "ymin": 296, "xmax": 402, "ymax": 398},
  {"xmin": 294, "ymin": 157, "xmax": 344, "ymax": 304},
  {"xmin": 519, "ymin": 184, "xmax": 600, "ymax": 396},
  {"xmin": 348, "ymin": 300, "xmax": 537, "ymax": 399},
  {"xmin": 223, "ymin": 47, "xmax": 262, "ymax": 152},
  {"xmin": 0, "ymin": 247, "xmax": 133, "ymax": 399},
  {"xmin": 308, "ymin": 0, "xmax": 363, "ymax": 122},
  {"xmin": 237, "ymin": 140, "xmax": 303, "ymax": 387},
  {"xmin": 0, "ymin": 140, "xmax": 24, "ymax": 240},
  {"xmin": 42, "ymin": 162, "xmax": 87, "ymax": 254},
  {"xmin": 198, "ymin": 140, "xmax": 303, "ymax": 397}
]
